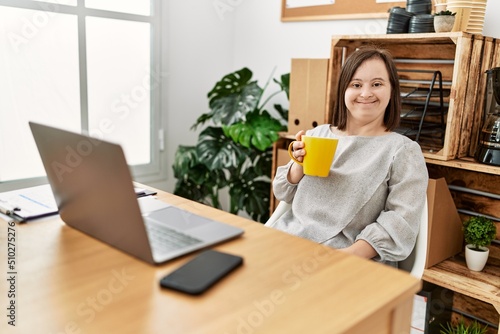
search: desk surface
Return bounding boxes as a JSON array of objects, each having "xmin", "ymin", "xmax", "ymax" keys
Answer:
[{"xmin": 0, "ymin": 186, "xmax": 420, "ymax": 333}]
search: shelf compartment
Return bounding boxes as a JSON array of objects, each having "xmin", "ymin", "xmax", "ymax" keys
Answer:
[{"xmin": 399, "ymin": 69, "xmax": 447, "ymax": 144}]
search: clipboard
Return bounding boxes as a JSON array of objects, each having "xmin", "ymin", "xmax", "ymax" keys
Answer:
[{"xmin": 0, "ymin": 184, "xmax": 58, "ymax": 221}]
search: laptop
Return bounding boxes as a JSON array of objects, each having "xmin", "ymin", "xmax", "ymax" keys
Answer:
[{"xmin": 29, "ymin": 122, "xmax": 244, "ymax": 265}]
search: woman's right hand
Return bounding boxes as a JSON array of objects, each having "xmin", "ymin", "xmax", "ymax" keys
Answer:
[
  {"xmin": 288, "ymin": 130, "xmax": 306, "ymax": 183},
  {"xmin": 290, "ymin": 130, "xmax": 306, "ymax": 162}
]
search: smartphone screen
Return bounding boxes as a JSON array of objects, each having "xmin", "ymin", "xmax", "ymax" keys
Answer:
[{"xmin": 160, "ymin": 249, "xmax": 243, "ymax": 295}]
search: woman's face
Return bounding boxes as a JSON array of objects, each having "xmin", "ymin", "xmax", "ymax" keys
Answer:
[{"xmin": 344, "ymin": 57, "xmax": 392, "ymax": 129}]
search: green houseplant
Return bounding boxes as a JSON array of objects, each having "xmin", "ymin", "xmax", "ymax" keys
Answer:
[
  {"xmin": 172, "ymin": 67, "xmax": 289, "ymax": 223},
  {"xmin": 440, "ymin": 318, "xmax": 488, "ymax": 334},
  {"xmin": 463, "ymin": 216, "xmax": 497, "ymax": 271},
  {"xmin": 435, "ymin": 10, "xmax": 456, "ymax": 16}
]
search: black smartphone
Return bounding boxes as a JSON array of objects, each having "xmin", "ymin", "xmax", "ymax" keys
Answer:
[{"xmin": 160, "ymin": 249, "xmax": 243, "ymax": 295}]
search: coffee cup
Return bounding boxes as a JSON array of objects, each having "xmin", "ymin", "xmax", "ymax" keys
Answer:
[{"xmin": 288, "ymin": 136, "xmax": 339, "ymax": 177}]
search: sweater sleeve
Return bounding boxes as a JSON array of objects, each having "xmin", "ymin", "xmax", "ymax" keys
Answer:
[
  {"xmin": 356, "ymin": 140, "xmax": 429, "ymax": 262},
  {"xmin": 272, "ymin": 160, "xmax": 298, "ymax": 204}
]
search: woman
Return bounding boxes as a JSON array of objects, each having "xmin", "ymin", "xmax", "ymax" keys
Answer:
[{"xmin": 268, "ymin": 46, "xmax": 428, "ymax": 266}]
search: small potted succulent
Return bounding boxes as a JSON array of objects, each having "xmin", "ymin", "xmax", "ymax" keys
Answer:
[
  {"xmin": 463, "ymin": 216, "xmax": 497, "ymax": 271},
  {"xmin": 434, "ymin": 10, "xmax": 456, "ymax": 33}
]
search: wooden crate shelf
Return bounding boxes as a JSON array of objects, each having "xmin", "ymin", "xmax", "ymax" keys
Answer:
[
  {"xmin": 326, "ymin": 32, "xmax": 500, "ymax": 161},
  {"xmin": 423, "ymin": 243, "xmax": 500, "ymax": 333}
]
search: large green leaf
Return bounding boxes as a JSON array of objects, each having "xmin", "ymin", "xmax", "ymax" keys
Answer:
[
  {"xmin": 196, "ymin": 127, "xmax": 246, "ymax": 171},
  {"xmin": 207, "ymin": 67, "xmax": 254, "ymax": 101},
  {"xmin": 173, "ymin": 155, "xmax": 227, "ymax": 209},
  {"xmin": 223, "ymin": 110, "xmax": 282, "ymax": 151},
  {"xmin": 191, "ymin": 113, "xmax": 212, "ymax": 131},
  {"xmin": 228, "ymin": 168, "xmax": 271, "ymax": 222},
  {"xmin": 192, "ymin": 68, "xmax": 262, "ymax": 129},
  {"xmin": 248, "ymin": 149, "xmax": 273, "ymax": 178},
  {"xmin": 274, "ymin": 73, "xmax": 290, "ymax": 100},
  {"xmin": 172, "ymin": 145, "xmax": 227, "ymax": 187},
  {"xmin": 191, "ymin": 164, "xmax": 227, "ymax": 188},
  {"xmin": 173, "ymin": 177, "xmax": 219, "ymax": 208},
  {"xmin": 273, "ymin": 103, "xmax": 289, "ymax": 128},
  {"xmin": 207, "ymin": 68, "xmax": 263, "ymax": 126},
  {"xmin": 243, "ymin": 180, "xmax": 271, "ymax": 222},
  {"xmin": 172, "ymin": 145, "xmax": 198, "ymax": 179},
  {"xmin": 208, "ymin": 83, "xmax": 262, "ymax": 126}
]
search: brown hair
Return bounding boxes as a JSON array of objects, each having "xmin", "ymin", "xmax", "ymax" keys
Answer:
[{"xmin": 332, "ymin": 46, "xmax": 401, "ymax": 131}]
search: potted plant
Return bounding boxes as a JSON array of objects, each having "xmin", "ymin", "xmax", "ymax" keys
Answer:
[
  {"xmin": 434, "ymin": 10, "xmax": 456, "ymax": 33},
  {"xmin": 463, "ymin": 216, "xmax": 497, "ymax": 271},
  {"xmin": 440, "ymin": 318, "xmax": 488, "ymax": 334},
  {"xmin": 172, "ymin": 67, "xmax": 289, "ymax": 223}
]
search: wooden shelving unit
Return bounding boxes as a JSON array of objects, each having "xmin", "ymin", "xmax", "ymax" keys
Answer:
[{"xmin": 425, "ymin": 156, "xmax": 500, "ymax": 175}]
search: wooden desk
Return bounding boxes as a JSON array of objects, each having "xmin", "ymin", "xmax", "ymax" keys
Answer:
[
  {"xmin": 0, "ymin": 187, "xmax": 420, "ymax": 333},
  {"xmin": 423, "ymin": 244, "xmax": 500, "ymax": 333}
]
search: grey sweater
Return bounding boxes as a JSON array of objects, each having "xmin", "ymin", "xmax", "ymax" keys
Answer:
[{"xmin": 269, "ymin": 124, "xmax": 429, "ymax": 264}]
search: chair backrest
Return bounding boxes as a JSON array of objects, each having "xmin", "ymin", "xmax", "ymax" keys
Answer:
[
  {"xmin": 264, "ymin": 201, "xmax": 291, "ymax": 227},
  {"xmin": 266, "ymin": 199, "xmax": 428, "ymax": 279},
  {"xmin": 398, "ymin": 198, "xmax": 428, "ymax": 279}
]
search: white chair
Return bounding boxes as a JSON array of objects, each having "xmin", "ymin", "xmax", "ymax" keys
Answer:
[
  {"xmin": 398, "ymin": 198, "xmax": 428, "ymax": 279},
  {"xmin": 264, "ymin": 201, "xmax": 291, "ymax": 227},
  {"xmin": 266, "ymin": 198, "xmax": 428, "ymax": 279}
]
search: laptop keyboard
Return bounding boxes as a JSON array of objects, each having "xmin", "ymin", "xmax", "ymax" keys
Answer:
[{"xmin": 146, "ymin": 222, "xmax": 202, "ymax": 253}]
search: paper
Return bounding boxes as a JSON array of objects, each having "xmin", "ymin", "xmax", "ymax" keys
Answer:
[
  {"xmin": 0, "ymin": 184, "xmax": 58, "ymax": 221},
  {"xmin": 410, "ymin": 294, "xmax": 427, "ymax": 333},
  {"xmin": 286, "ymin": 0, "xmax": 334, "ymax": 9}
]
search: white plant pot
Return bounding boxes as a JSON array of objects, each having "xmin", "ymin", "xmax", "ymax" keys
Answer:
[
  {"xmin": 465, "ymin": 244, "xmax": 489, "ymax": 271},
  {"xmin": 434, "ymin": 15, "xmax": 456, "ymax": 33}
]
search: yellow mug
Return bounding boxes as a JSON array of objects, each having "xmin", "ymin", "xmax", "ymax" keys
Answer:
[{"xmin": 288, "ymin": 136, "xmax": 339, "ymax": 177}]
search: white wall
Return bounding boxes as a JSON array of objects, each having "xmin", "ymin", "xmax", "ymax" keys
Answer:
[
  {"xmin": 158, "ymin": 1, "xmax": 235, "ymax": 191},
  {"xmin": 158, "ymin": 0, "xmax": 500, "ymax": 193}
]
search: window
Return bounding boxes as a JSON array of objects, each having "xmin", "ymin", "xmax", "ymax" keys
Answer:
[{"xmin": 0, "ymin": 0, "xmax": 163, "ymax": 190}]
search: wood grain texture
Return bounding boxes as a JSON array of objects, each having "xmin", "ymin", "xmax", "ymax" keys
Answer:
[
  {"xmin": 0, "ymin": 185, "xmax": 420, "ymax": 333},
  {"xmin": 459, "ymin": 35, "xmax": 484, "ymax": 158},
  {"xmin": 469, "ymin": 37, "xmax": 495, "ymax": 157},
  {"xmin": 452, "ymin": 293, "xmax": 499, "ymax": 330}
]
